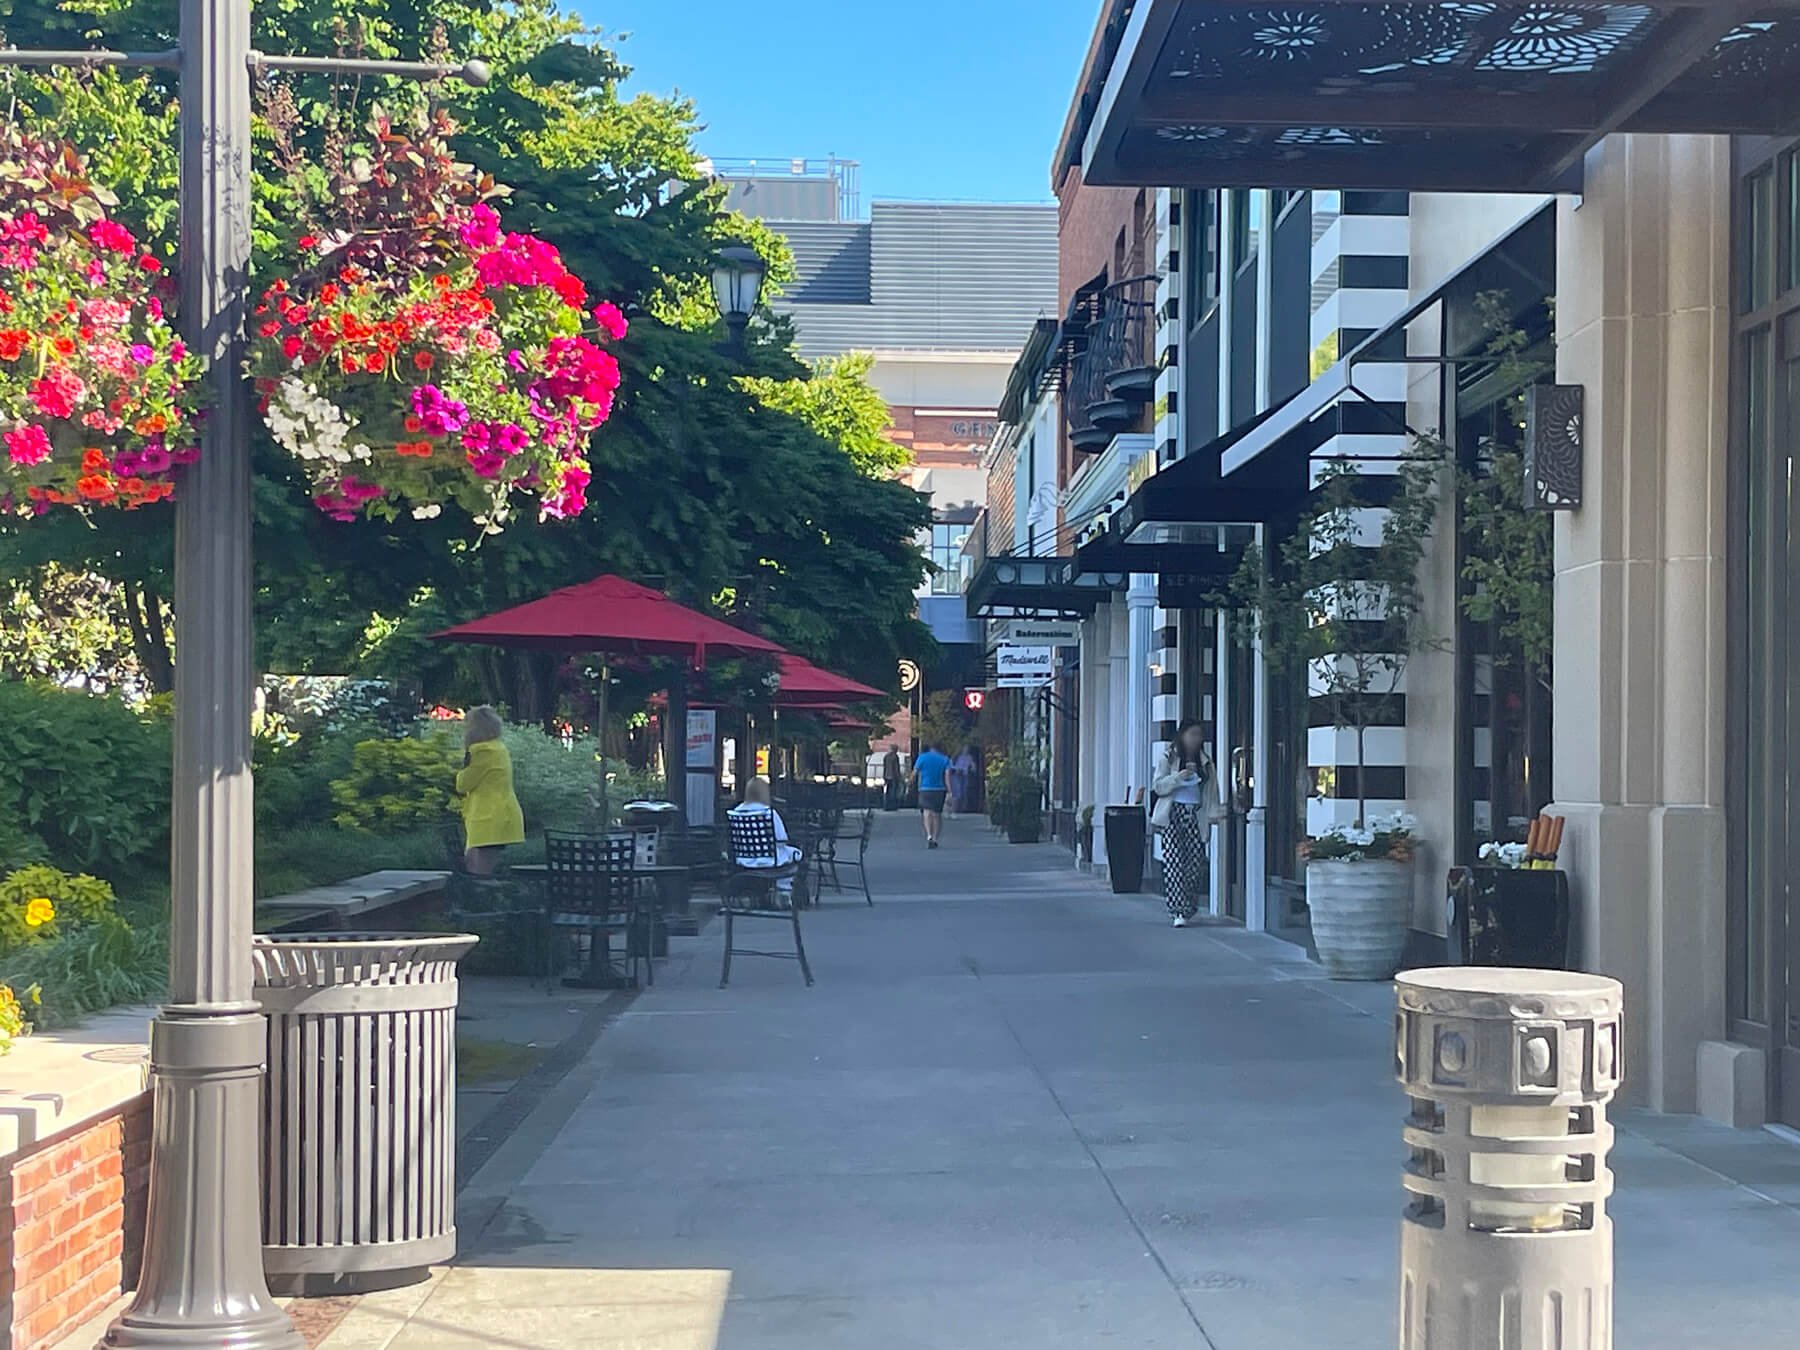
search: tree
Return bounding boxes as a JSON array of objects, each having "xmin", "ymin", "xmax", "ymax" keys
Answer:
[
  {"xmin": 1237, "ymin": 451, "xmax": 1441, "ymax": 827},
  {"xmin": 0, "ymin": 1, "xmax": 931, "ymax": 716}
]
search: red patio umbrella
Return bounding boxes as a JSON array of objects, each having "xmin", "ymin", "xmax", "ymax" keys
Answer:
[
  {"xmin": 773, "ymin": 654, "xmax": 887, "ymax": 707},
  {"xmin": 432, "ymin": 574, "xmax": 785, "ymax": 822},
  {"xmin": 431, "ymin": 573, "xmax": 784, "ymax": 665}
]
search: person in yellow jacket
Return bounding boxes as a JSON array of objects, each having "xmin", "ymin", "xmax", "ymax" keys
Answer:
[{"xmin": 456, "ymin": 706, "xmax": 525, "ymax": 874}]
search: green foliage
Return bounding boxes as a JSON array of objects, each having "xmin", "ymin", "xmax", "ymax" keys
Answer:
[
  {"xmin": 1235, "ymin": 450, "xmax": 1442, "ymax": 824},
  {"xmin": 329, "ymin": 734, "xmax": 460, "ymax": 830},
  {"xmin": 254, "ymin": 823, "xmax": 451, "ymax": 900},
  {"xmin": 0, "ymin": 865, "xmax": 120, "ymax": 956},
  {"xmin": 0, "ymin": 564, "xmax": 150, "ymax": 696},
  {"xmin": 0, "ymin": 683, "xmax": 170, "ymax": 880},
  {"xmin": 500, "ymin": 723, "xmax": 598, "ymax": 832},
  {"xmin": 0, "ymin": 0, "xmax": 927, "ymax": 749},
  {"xmin": 986, "ymin": 745, "xmax": 1043, "ymax": 843},
  {"xmin": 0, "ymin": 914, "xmax": 165, "ymax": 1030},
  {"xmin": 740, "ymin": 353, "xmax": 911, "ymax": 478},
  {"xmin": 1457, "ymin": 292, "xmax": 1555, "ymax": 677},
  {"xmin": 915, "ymin": 690, "xmax": 972, "ymax": 757}
]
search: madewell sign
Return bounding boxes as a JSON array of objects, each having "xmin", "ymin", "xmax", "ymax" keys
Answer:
[
  {"xmin": 996, "ymin": 645, "xmax": 1055, "ymax": 688},
  {"xmin": 1000, "ymin": 620, "xmax": 1080, "ymax": 647}
]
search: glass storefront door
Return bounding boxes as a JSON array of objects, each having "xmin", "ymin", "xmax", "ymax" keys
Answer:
[{"xmin": 1733, "ymin": 138, "xmax": 1800, "ymax": 1126}]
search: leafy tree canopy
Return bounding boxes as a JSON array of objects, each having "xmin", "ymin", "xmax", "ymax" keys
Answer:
[{"xmin": 0, "ymin": 0, "xmax": 928, "ymax": 711}]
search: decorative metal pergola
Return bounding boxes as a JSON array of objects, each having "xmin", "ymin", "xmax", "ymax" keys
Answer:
[
  {"xmin": 4, "ymin": 6, "xmax": 484, "ymax": 1346},
  {"xmin": 1078, "ymin": 2, "xmax": 1800, "ymax": 192}
]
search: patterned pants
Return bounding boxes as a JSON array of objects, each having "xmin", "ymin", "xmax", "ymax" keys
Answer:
[{"xmin": 1162, "ymin": 803, "xmax": 1207, "ymax": 919}]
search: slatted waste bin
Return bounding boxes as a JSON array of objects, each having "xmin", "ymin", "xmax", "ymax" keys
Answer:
[{"xmin": 253, "ymin": 933, "xmax": 478, "ymax": 1292}]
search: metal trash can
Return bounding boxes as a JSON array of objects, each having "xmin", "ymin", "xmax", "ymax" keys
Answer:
[
  {"xmin": 1103, "ymin": 805, "xmax": 1147, "ymax": 893},
  {"xmin": 253, "ymin": 933, "xmax": 478, "ymax": 1292},
  {"xmin": 1395, "ymin": 968, "xmax": 1622, "ymax": 1349}
]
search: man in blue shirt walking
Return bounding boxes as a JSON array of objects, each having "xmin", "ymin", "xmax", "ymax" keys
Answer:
[{"xmin": 911, "ymin": 741, "xmax": 952, "ymax": 848}]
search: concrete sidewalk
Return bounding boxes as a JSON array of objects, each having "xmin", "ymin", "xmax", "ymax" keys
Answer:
[{"xmin": 324, "ymin": 812, "xmax": 1800, "ymax": 1349}]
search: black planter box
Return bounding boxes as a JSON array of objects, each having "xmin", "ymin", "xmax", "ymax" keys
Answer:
[
  {"xmin": 1447, "ymin": 867, "xmax": 1571, "ymax": 970},
  {"xmin": 1103, "ymin": 806, "xmax": 1147, "ymax": 894}
]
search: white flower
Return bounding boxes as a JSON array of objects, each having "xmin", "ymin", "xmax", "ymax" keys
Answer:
[
  {"xmin": 411, "ymin": 503, "xmax": 442, "ymax": 520},
  {"xmin": 1348, "ymin": 828, "xmax": 1375, "ymax": 848}
]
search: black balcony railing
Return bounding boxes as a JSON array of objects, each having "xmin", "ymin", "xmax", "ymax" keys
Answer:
[{"xmin": 1068, "ymin": 274, "xmax": 1157, "ymax": 454}]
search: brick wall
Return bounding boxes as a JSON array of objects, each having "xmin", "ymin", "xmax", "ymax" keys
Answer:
[
  {"xmin": 1, "ymin": 1094, "xmax": 150, "ymax": 1350},
  {"xmin": 1055, "ymin": 168, "xmax": 1151, "ymax": 517}
]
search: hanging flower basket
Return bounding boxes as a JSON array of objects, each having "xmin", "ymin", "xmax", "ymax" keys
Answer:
[
  {"xmin": 247, "ymin": 115, "xmax": 624, "ymax": 528},
  {"xmin": 0, "ymin": 129, "xmax": 201, "ymax": 514}
]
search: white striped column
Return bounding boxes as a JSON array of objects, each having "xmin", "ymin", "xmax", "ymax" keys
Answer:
[{"xmin": 1308, "ymin": 192, "xmax": 1412, "ymax": 834}]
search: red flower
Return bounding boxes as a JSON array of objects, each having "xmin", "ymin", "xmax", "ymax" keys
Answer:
[
  {"xmin": 0, "ymin": 329, "xmax": 28, "ymax": 361},
  {"xmin": 340, "ymin": 353, "xmax": 361, "ymax": 374},
  {"xmin": 318, "ymin": 283, "xmax": 340, "ymax": 304},
  {"xmin": 413, "ymin": 350, "xmax": 434, "ymax": 371},
  {"xmin": 553, "ymin": 273, "xmax": 587, "ymax": 310},
  {"xmin": 259, "ymin": 321, "xmax": 281, "ymax": 338},
  {"xmin": 138, "ymin": 255, "xmax": 162, "ymax": 273},
  {"xmin": 282, "ymin": 335, "xmax": 304, "ymax": 361},
  {"xmin": 30, "ymin": 366, "xmax": 85, "ymax": 418},
  {"xmin": 298, "ymin": 235, "xmax": 319, "ymax": 249}
]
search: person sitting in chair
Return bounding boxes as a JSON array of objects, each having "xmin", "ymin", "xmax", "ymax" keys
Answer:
[{"xmin": 729, "ymin": 777, "xmax": 802, "ymax": 874}]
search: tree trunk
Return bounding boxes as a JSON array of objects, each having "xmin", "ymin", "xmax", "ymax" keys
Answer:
[
  {"xmin": 123, "ymin": 580, "xmax": 175, "ymax": 694},
  {"xmin": 1354, "ymin": 717, "xmax": 1368, "ymax": 829}
]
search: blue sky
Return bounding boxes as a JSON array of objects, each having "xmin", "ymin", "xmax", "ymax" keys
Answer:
[{"xmin": 584, "ymin": 1, "xmax": 1103, "ymax": 205}]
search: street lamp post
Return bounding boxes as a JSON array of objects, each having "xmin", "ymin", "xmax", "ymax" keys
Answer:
[
  {"xmin": 711, "ymin": 240, "xmax": 767, "ymax": 350},
  {"xmin": 2, "ymin": 9, "xmax": 484, "ymax": 1346}
]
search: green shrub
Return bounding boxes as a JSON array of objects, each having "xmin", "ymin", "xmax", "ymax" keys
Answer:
[
  {"xmin": 254, "ymin": 823, "xmax": 452, "ymax": 900},
  {"xmin": 986, "ymin": 746, "xmax": 1043, "ymax": 844},
  {"xmin": 329, "ymin": 735, "xmax": 459, "ymax": 830},
  {"xmin": 0, "ymin": 865, "xmax": 120, "ymax": 957},
  {"xmin": 0, "ymin": 682, "xmax": 170, "ymax": 879},
  {"xmin": 0, "ymin": 915, "xmax": 165, "ymax": 1029},
  {"xmin": 501, "ymin": 725, "xmax": 602, "ymax": 832}
]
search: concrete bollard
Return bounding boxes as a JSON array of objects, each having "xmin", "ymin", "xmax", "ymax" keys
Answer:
[{"xmin": 1394, "ymin": 969, "xmax": 1623, "ymax": 1349}]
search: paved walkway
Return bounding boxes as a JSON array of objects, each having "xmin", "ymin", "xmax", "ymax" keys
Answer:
[{"xmin": 326, "ymin": 812, "xmax": 1800, "ymax": 1349}]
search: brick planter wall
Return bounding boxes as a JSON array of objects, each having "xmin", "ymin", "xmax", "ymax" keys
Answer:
[{"xmin": 1, "ymin": 1094, "xmax": 150, "ymax": 1350}]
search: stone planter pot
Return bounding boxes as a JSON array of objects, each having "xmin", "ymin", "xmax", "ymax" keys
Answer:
[{"xmin": 1306, "ymin": 858, "xmax": 1413, "ymax": 980}]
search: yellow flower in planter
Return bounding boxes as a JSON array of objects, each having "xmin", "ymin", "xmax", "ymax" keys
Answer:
[{"xmin": 23, "ymin": 896, "xmax": 55, "ymax": 928}]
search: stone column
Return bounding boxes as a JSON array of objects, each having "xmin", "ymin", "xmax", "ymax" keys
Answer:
[
  {"xmin": 1126, "ymin": 575, "xmax": 1156, "ymax": 798},
  {"xmin": 1552, "ymin": 134, "xmax": 1730, "ymax": 1114}
]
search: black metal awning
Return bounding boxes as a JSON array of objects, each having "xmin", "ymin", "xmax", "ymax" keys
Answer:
[
  {"xmin": 966, "ymin": 554, "xmax": 1129, "ymax": 620},
  {"xmin": 1079, "ymin": 2, "xmax": 1800, "ymax": 193},
  {"xmin": 1223, "ymin": 199, "xmax": 1555, "ymax": 478}
]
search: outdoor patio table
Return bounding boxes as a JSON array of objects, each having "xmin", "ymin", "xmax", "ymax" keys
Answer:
[{"xmin": 511, "ymin": 861, "xmax": 693, "ymax": 974}]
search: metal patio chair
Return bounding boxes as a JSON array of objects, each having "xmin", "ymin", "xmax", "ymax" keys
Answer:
[
  {"xmin": 542, "ymin": 830, "xmax": 647, "ymax": 988},
  {"xmin": 719, "ymin": 807, "xmax": 813, "ymax": 988}
]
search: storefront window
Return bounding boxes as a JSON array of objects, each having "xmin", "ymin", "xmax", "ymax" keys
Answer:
[{"xmin": 930, "ymin": 522, "xmax": 971, "ymax": 594}]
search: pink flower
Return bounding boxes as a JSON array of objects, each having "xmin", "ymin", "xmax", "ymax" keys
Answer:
[
  {"xmin": 496, "ymin": 423, "xmax": 530, "ymax": 455},
  {"xmin": 171, "ymin": 445, "xmax": 200, "ymax": 464},
  {"xmin": 591, "ymin": 302, "xmax": 628, "ymax": 341},
  {"xmin": 147, "ymin": 298, "xmax": 164, "ymax": 321},
  {"xmin": 3, "ymin": 212, "xmax": 47, "ymax": 245},
  {"xmin": 466, "ymin": 449, "xmax": 506, "ymax": 478},
  {"xmin": 138, "ymin": 444, "xmax": 173, "ymax": 474},
  {"xmin": 29, "ymin": 366, "xmax": 85, "ymax": 418},
  {"xmin": 4, "ymin": 424, "xmax": 52, "ymax": 465},
  {"xmin": 459, "ymin": 203, "xmax": 502, "ymax": 250},
  {"xmin": 82, "ymin": 298, "xmax": 131, "ymax": 329},
  {"xmin": 88, "ymin": 218, "xmax": 138, "ymax": 255},
  {"xmin": 129, "ymin": 344, "xmax": 155, "ymax": 365}
]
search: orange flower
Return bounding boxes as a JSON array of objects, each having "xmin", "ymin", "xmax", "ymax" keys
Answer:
[
  {"xmin": 52, "ymin": 336, "xmax": 75, "ymax": 357},
  {"xmin": 404, "ymin": 416, "xmax": 424, "ymax": 433},
  {"xmin": 81, "ymin": 448, "xmax": 107, "ymax": 472},
  {"xmin": 76, "ymin": 474, "xmax": 116, "ymax": 503}
]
